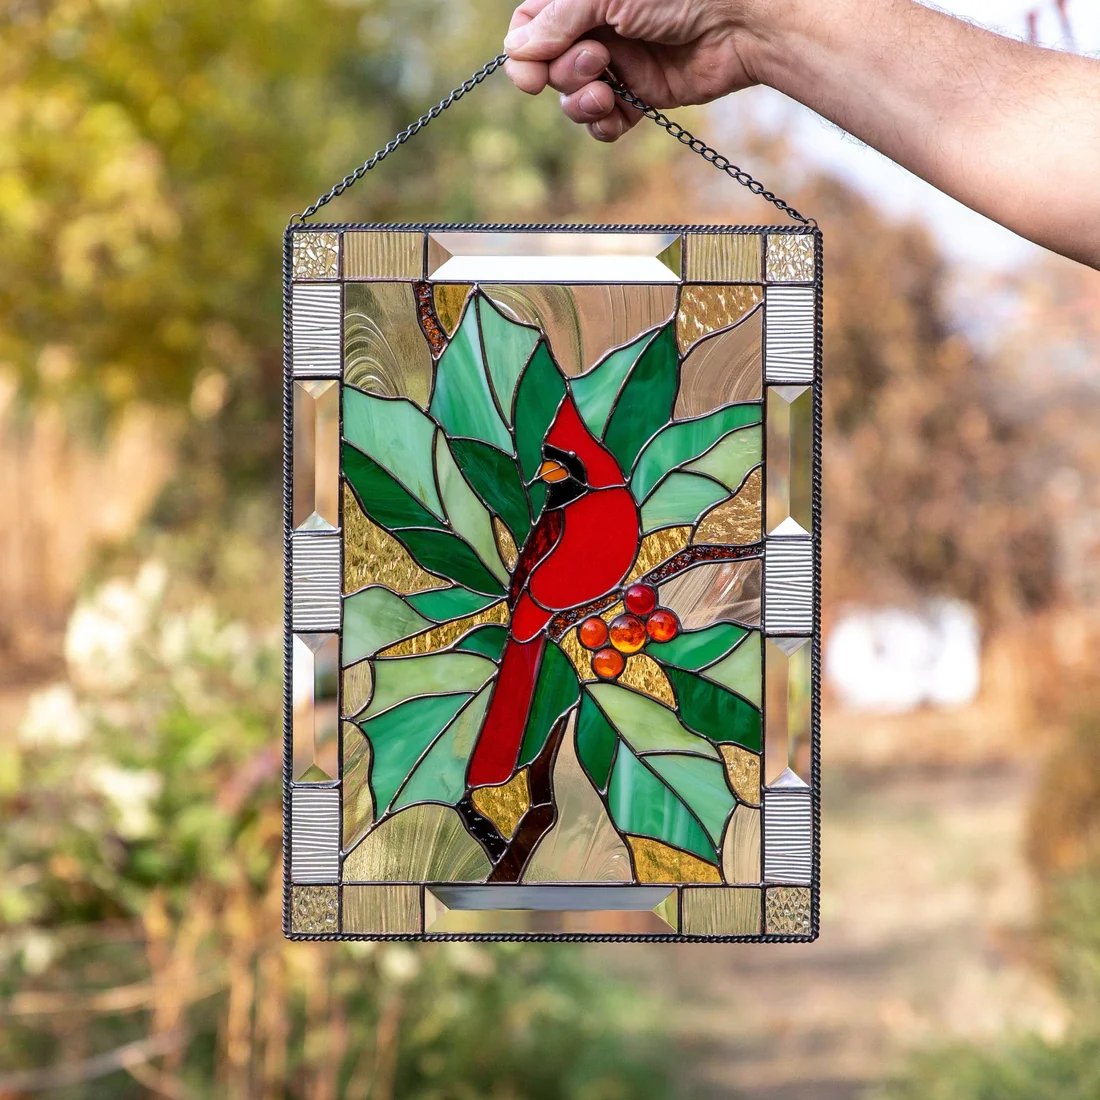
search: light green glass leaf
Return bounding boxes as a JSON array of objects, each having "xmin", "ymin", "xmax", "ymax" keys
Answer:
[
  {"xmin": 704, "ymin": 634, "xmax": 762, "ymax": 707},
  {"xmin": 434, "ymin": 431, "xmax": 509, "ymax": 583},
  {"xmin": 358, "ymin": 695, "xmax": 470, "ymax": 818},
  {"xmin": 343, "ymin": 587, "xmax": 432, "ymax": 666},
  {"xmin": 477, "ymin": 295, "xmax": 541, "ymax": 419},
  {"xmin": 571, "ymin": 329, "xmax": 661, "ymax": 437},
  {"xmin": 586, "ymin": 683, "xmax": 719, "ymax": 759},
  {"xmin": 631, "ymin": 405, "xmax": 761, "ymax": 502},
  {"xmin": 641, "ymin": 753, "xmax": 736, "ymax": 847},
  {"xmin": 361, "ymin": 693, "xmax": 473, "ymax": 815},
  {"xmin": 639, "ymin": 472, "xmax": 728, "ymax": 532},
  {"xmin": 430, "ymin": 298, "xmax": 513, "ymax": 453},
  {"xmin": 648, "ymin": 623, "xmax": 751, "ymax": 671},
  {"xmin": 393, "ymin": 685, "xmax": 494, "ymax": 812},
  {"xmin": 606, "ymin": 748, "xmax": 723, "ymax": 864},
  {"xmin": 686, "ymin": 424, "xmax": 762, "ymax": 489},
  {"xmin": 343, "ymin": 390, "xmax": 442, "ymax": 518},
  {"xmin": 366, "ymin": 651, "xmax": 497, "ymax": 717}
]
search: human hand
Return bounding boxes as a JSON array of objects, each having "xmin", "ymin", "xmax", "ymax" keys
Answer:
[{"xmin": 503, "ymin": 0, "xmax": 769, "ymax": 141}]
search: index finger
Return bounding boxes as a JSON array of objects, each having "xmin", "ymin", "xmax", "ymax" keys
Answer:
[{"xmin": 504, "ymin": 0, "xmax": 609, "ymax": 62}]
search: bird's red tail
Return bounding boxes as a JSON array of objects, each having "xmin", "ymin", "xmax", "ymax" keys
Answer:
[{"xmin": 467, "ymin": 633, "xmax": 546, "ymax": 788}]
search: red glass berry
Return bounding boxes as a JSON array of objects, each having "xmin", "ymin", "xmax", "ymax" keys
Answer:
[
  {"xmin": 646, "ymin": 608, "xmax": 681, "ymax": 643},
  {"xmin": 623, "ymin": 583, "xmax": 658, "ymax": 617},
  {"xmin": 609, "ymin": 613, "xmax": 647, "ymax": 655},
  {"xmin": 591, "ymin": 647, "xmax": 625, "ymax": 680},
  {"xmin": 578, "ymin": 616, "xmax": 610, "ymax": 650}
]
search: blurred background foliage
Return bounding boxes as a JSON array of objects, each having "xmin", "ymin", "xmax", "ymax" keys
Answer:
[{"xmin": 2, "ymin": 0, "xmax": 1100, "ymax": 1096}]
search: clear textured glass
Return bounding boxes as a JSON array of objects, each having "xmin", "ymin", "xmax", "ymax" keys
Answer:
[
  {"xmin": 765, "ymin": 637, "xmax": 812, "ymax": 783},
  {"xmin": 344, "ymin": 282, "xmax": 433, "ymax": 406},
  {"xmin": 681, "ymin": 886, "xmax": 761, "ymax": 935},
  {"xmin": 292, "ymin": 633, "xmax": 339, "ymax": 782},
  {"xmin": 766, "ymin": 385, "xmax": 813, "ymax": 535},
  {"xmin": 342, "ymin": 885, "xmax": 421, "ymax": 934},
  {"xmin": 685, "ymin": 233, "xmax": 762, "ymax": 281},
  {"xmin": 292, "ymin": 380, "xmax": 339, "ymax": 530},
  {"xmin": 344, "ymin": 231, "xmax": 423, "ymax": 279}
]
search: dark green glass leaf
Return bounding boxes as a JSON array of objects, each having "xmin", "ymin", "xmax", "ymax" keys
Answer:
[
  {"xmin": 602, "ymin": 323, "xmax": 679, "ymax": 473},
  {"xmin": 406, "ymin": 587, "xmax": 502, "ymax": 621},
  {"xmin": 398, "ymin": 528, "xmax": 507, "ymax": 597},
  {"xmin": 342, "ymin": 444, "xmax": 441, "ymax": 533},
  {"xmin": 452, "ymin": 624, "xmax": 509, "ymax": 660},
  {"xmin": 571, "ymin": 329, "xmax": 661, "ymax": 437},
  {"xmin": 513, "ymin": 340, "xmax": 566, "ymax": 520},
  {"xmin": 648, "ymin": 623, "xmax": 751, "ymax": 671},
  {"xmin": 361, "ymin": 693, "xmax": 473, "ymax": 814},
  {"xmin": 664, "ymin": 666, "xmax": 762, "ymax": 752},
  {"xmin": 430, "ymin": 299, "xmax": 513, "ymax": 453},
  {"xmin": 575, "ymin": 691, "xmax": 618, "ymax": 792},
  {"xmin": 448, "ymin": 438, "xmax": 531, "ymax": 546},
  {"xmin": 607, "ymin": 748, "xmax": 719, "ymax": 864},
  {"xmin": 631, "ymin": 405, "xmax": 762, "ymax": 502},
  {"xmin": 517, "ymin": 640, "xmax": 580, "ymax": 769}
]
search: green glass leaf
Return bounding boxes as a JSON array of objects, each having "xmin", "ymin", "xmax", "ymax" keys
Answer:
[
  {"xmin": 393, "ymin": 686, "xmax": 494, "ymax": 812},
  {"xmin": 398, "ymin": 529, "xmax": 507, "ymax": 597},
  {"xmin": 405, "ymin": 587, "xmax": 502, "ymax": 621},
  {"xmin": 686, "ymin": 425, "xmax": 762, "ymax": 489},
  {"xmin": 430, "ymin": 298, "xmax": 513, "ymax": 453},
  {"xmin": 648, "ymin": 623, "xmax": 751, "ymax": 671},
  {"xmin": 575, "ymin": 690, "xmax": 618, "ymax": 792},
  {"xmin": 448, "ymin": 438, "xmax": 531, "ymax": 546},
  {"xmin": 513, "ymin": 340, "xmax": 566, "ymax": 520},
  {"xmin": 434, "ymin": 431, "xmax": 509, "ymax": 584},
  {"xmin": 664, "ymin": 667, "xmax": 762, "ymax": 752},
  {"xmin": 641, "ymin": 753, "xmax": 736, "ymax": 847},
  {"xmin": 571, "ymin": 329, "xmax": 661, "ymax": 437},
  {"xmin": 477, "ymin": 295, "xmax": 541, "ymax": 418},
  {"xmin": 452, "ymin": 624, "xmax": 509, "ymax": 660},
  {"xmin": 342, "ymin": 586, "xmax": 432, "ymax": 666},
  {"xmin": 586, "ymin": 683, "xmax": 720, "ymax": 758},
  {"xmin": 517, "ymin": 640, "xmax": 580, "ymax": 769},
  {"xmin": 366, "ymin": 650, "xmax": 497, "ymax": 717},
  {"xmin": 342, "ymin": 444, "xmax": 441, "ymax": 533},
  {"xmin": 703, "ymin": 635, "xmax": 763, "ymax": 707},
  {"xmin": 631, "ymin": 405, "xmax": 762, "ymax": 502},
  {"xmin": 602, "ymin": 323, "xmax": 679, "ymax": 473},
  {"xmin": 607, "ymin": 748, "xmax": 724, "ymax": 864},
  {"xmin": 362, "ymin": 693, "xmax": 473, "ymax": 815},
  {"xmin": 343, "ymin": 390, "xmax": 442, "ymax": 518},
  {"xmin": 639, "ymin": 472, "xmax": 729, "ymax": 533}
]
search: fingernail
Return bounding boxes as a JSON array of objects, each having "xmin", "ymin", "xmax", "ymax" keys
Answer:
[
  {"xmin": 503, "ymin": 27, "xmax": 529, "ymax": 52},
  {"xmin": 575, "ymin": 49, "xmax": 604, "ymax": 77},
  {"xmin": 580, "ymin": 89, "xmax": 603, "ymax": 115}
]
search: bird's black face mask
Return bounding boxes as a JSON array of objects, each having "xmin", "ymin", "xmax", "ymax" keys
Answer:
[{"xmin": 537, "ymin": 444, "xmax": 589, "ymax": 508}]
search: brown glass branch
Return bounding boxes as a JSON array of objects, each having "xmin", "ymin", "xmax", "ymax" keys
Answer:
[{"xmin": 548, "ymin": 540, "xmax": 762, "ymax": 639}]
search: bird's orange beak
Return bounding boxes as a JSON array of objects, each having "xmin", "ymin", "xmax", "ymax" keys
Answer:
[{"xmin": 537, "ymin": 459, "xmax": 570, "ymax": 483}]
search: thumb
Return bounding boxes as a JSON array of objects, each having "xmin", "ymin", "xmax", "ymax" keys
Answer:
[{"xmin": 504, "ymin": 0, "xmax": 609, "ymax": 61}]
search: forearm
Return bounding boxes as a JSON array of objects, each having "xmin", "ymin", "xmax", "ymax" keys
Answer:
[{"xmin": 747, "ymin": 0, "xmax": 1100, "ymax": 266}]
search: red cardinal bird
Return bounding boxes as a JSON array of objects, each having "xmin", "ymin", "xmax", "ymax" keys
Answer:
[{"xmin": 467, "ymin": 393, "xmax": 641, "ymax": 788}]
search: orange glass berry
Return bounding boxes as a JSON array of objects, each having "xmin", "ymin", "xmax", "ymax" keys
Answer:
[
  {"xmin": 578, "ymin": 616, "xmax": 610, "ymax": 650},
  {"xmin": 624, "ymin": 582, "xmax": 658, "ymax": 617},
  {"xmin": 609, "ymin": 613, "xmax": 647, "ymax": 655},
  {"xmin": 646, "ymin": 608, "xmax": 681, "ymax": 642},
  {"xmin": 591, "ymin": 647, "xmax": 625, "ymax": 681}
]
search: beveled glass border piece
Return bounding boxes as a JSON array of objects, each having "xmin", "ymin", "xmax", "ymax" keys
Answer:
[{"xmin": 427, "ymin": 232, "xmax": 681, "ymax": 282}]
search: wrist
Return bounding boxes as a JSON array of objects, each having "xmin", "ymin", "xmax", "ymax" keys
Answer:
[{"xmin": 727, "ymin": 0, "xmax": 814, "ymax": 90}]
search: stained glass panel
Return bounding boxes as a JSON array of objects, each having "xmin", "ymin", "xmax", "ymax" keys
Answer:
[{"xmin": 284, "ymin": 225, "xmax": 820, "ymax": 941}]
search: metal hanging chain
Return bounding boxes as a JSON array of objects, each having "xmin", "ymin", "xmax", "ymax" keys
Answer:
[{"xmin": 295, "ymin": 52, "xmax": 813, "ymax": 226}]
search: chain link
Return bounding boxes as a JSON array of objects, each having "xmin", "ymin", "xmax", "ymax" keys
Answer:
[{"xmin": 295, "ymin": 53, "xmax": 814, "ymax": 226}]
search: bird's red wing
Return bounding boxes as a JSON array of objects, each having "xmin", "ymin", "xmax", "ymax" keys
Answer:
[{"xmin": 508, "ymin": 508, "xmax": 563, "ymax": 609}]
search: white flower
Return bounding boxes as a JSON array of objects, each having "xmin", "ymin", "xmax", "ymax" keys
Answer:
[
  {"xmin": 87, "ymin": 763, "xmax": 163, "ymax": 840},
  {"xmin": 17, "ymin": 683, "xmax": 88, "ymax": 747}
]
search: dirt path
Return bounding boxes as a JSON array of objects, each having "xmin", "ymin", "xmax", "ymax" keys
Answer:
[{"xmin": 598, "ymin": 712, "xmax": 1067, "ymax": 1099}]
